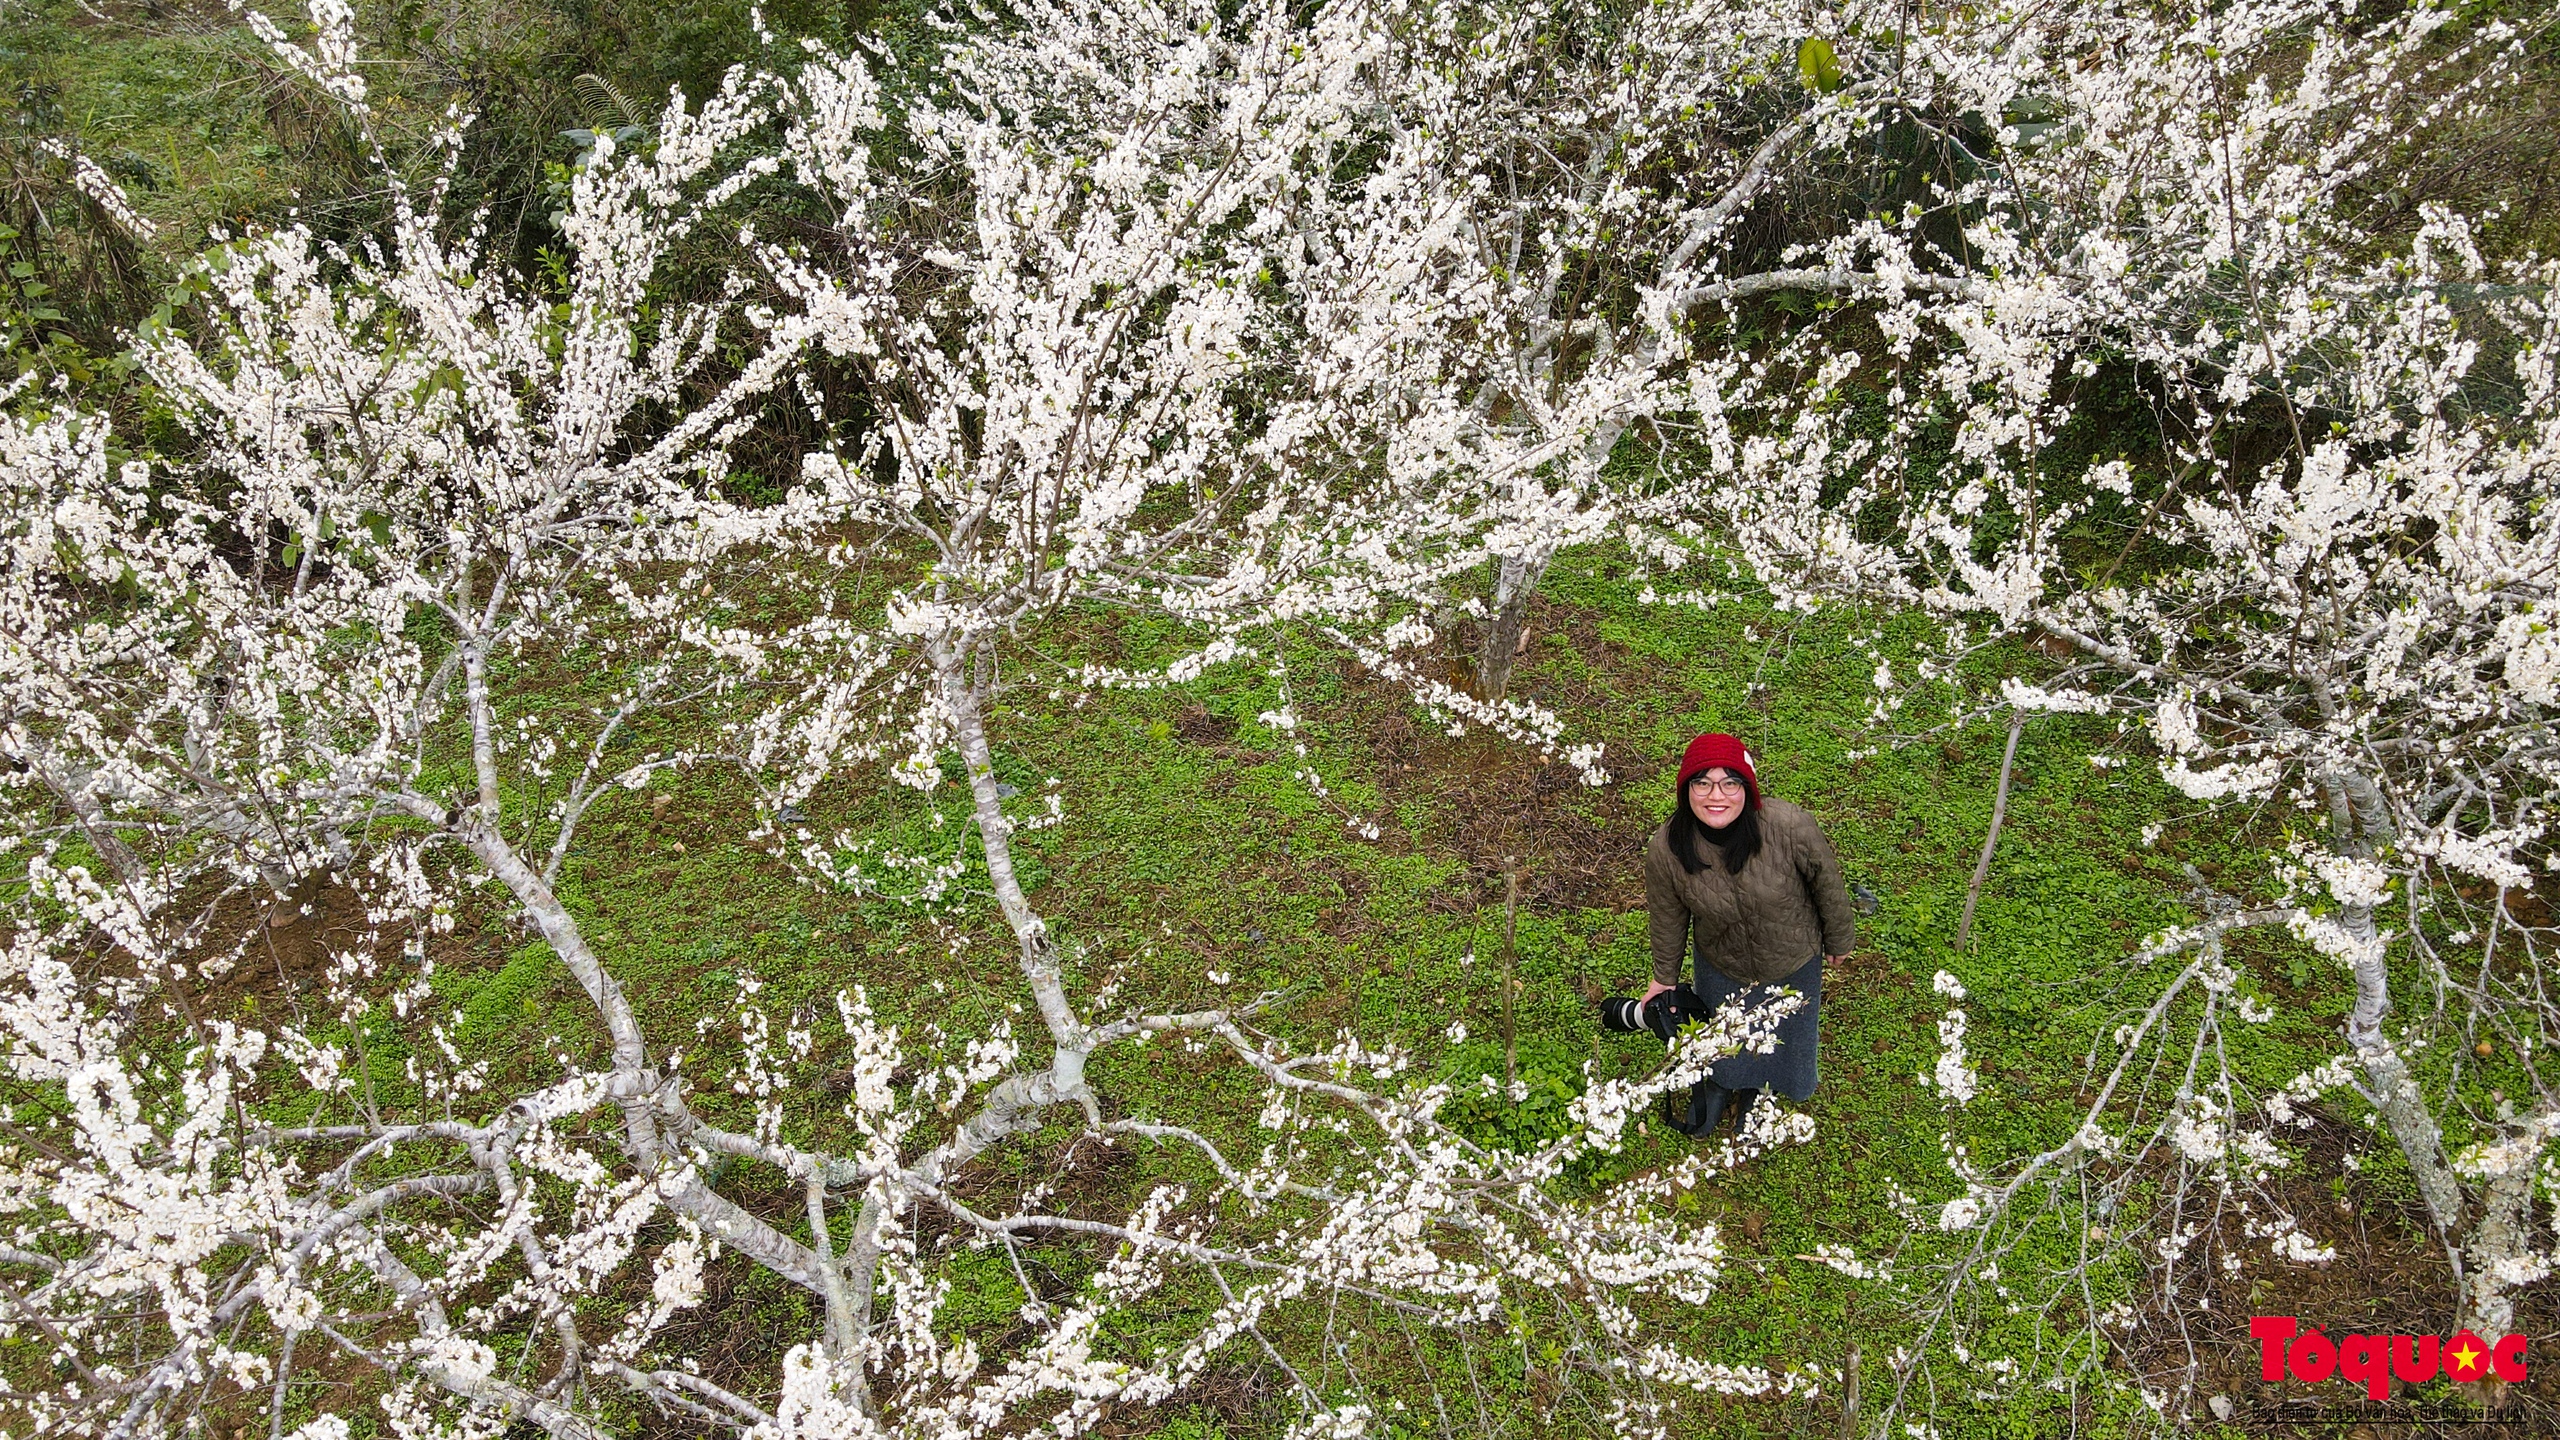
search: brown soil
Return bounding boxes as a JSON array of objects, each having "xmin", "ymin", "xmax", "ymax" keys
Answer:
[
  {"xmin": 1358, "ymin": 600, "xmax": 1659, "ymax": 915},
  {"xmin": 189, "ymin": 872, "xmax": 387, "ymax": 1024}
]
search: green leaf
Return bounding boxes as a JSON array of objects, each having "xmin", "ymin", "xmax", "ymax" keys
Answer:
[{"xmin": 1798, "ymin": 37, "xmax": 1843, "ymax": 93}]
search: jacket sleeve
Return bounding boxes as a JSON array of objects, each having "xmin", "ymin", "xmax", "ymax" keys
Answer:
[
  {"xmin": 1643, "ymin": 834, "xmax": 1690, "ymax": 989},
  {"xmin": 1796, "ymin": 814, "xmax": 1858, "ymax": 957}
]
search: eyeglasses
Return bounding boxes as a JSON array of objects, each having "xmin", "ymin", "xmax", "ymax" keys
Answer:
[{"xmin": 1688, "ymin": 775, "xmax": 1747, "ymax": 798}]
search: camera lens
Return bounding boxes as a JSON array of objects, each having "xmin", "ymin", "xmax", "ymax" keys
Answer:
[{"xmin": 1598, "ymin": 997, "xmax": 1643, "ymax": 1033}]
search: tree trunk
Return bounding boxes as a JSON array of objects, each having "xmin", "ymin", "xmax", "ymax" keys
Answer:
[
  {"xmin": 1473, "ymin": 419, "xmax": 1626, "ymax": 703},
  {"xmin": 1954, "ymin": 711, "xmax": 2024, "ymax": 951},
  {"xmin": 2322, "ymin": 773, "xmax": 2474, "ymax": 1308},
  {"xmin": 940, "ymin": 643, "xmax": 1084, "ymax": 1059},
  {"xmin": 2341, "ymin": 898, "xmax": 2466, "ymax": 1244},
  {"xmin": 2461, "ymin": 1128, "xmax": 2542, "ymax": 1335},
  {"xmin": 1474, "ymin": 552, "xmax": 1542, "ymax": 703}
]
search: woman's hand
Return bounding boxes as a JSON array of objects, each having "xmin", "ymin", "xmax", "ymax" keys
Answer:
[
  {"xmin": 1825, "ymin": 953, "xmax": 1851, "ymax": 967},
  {"xmin": 1642, "ymin": 980, "xmax": 1673, "ymax": 1005}
]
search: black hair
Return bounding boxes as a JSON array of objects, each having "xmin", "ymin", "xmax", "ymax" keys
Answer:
[{"xmin": 1667, "ymin": 772, "xmax": 1763, "ymax": 876}]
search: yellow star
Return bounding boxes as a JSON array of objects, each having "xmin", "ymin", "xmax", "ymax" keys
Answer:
[{"xmin": 2450, "ymin": 1341, "xmax": 2483, "ymax": 1375}]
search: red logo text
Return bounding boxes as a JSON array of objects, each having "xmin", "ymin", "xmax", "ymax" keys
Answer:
[{"xmin": 2252, "ymin": 1316, "xmax": 2526, "ymax": 1400}]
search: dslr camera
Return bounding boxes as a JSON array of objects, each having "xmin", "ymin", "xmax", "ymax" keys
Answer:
[{"xmin": 1598, "ymin": 984, "xmax": 1705, "ymax": 1042}]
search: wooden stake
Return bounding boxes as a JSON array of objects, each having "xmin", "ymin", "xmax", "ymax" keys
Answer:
[
  {"xmin": 1842, "ymin": 1338, "xmax": 1861, "ymax": 1438},
  {"xmin": 1955, "ymin": 710, "xmax": 2024, "ymax": 952}
]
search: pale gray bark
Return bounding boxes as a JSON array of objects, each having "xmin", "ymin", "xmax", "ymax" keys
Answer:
[
  {"xmin": 2320, "ymin": 773, "xmax": 2471, "ymax": 1278},
  {"xmin": 1474, "ymin": 552, "xmax": 1540, "ymax": 703},
  {"xmin": 333, "ymin": 1221, "xmax": 615, "ymax": 1440},
  {"xmin": 2463, "ymin": 1139, "xmax": 2541, "ymax": 1335},
  {"xmin": 1471, "ymin": 421, "xmax": 1626, "ymax": 703},
  {"xmin": 805, "ymin": 1173, "xmax": 863, "ymax": 1368},
  {"xmin": 396, "ymin": 710, "xmax": 847, "ymax": 1313},
  {"xmin": 940, "ymin": 644, "xmax": 1086, "ymax": 1059},
  {"xmin": 1954, "ymin": 710, "xmax": 2024, "ymax": 951}
]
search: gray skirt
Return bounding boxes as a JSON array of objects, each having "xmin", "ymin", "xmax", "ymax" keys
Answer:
[{"xmin": 1693, "ymin": 949, "xmax": 1823, "ymax": 1100}]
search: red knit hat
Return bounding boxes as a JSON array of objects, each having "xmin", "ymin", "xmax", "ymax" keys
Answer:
[{"xmin": 1677, "ymin": 732, "xmax": 1759, "ymax": 808}]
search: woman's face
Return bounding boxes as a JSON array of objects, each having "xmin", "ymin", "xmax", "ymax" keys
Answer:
[{"xmin": 1687, "ymin": 767, "xmax": 1748, "ymax": 829}]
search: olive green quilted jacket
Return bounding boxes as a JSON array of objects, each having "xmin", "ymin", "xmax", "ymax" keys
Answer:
[{"xmin": 1645, "ymin": 797, "xmax": 1857, "ymax": 988}]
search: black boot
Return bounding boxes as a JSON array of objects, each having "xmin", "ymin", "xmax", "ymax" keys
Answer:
[
  {"xmin": 1669, "ymin": 1081, "xmax": 1730, "ymax": 1137},
  {"xmin": 1727, "ymin": 1087, "xmax": 1760, "ymax": 1135}
]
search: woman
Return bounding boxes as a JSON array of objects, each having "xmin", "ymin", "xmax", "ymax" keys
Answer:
[{"xmin": 1643, "ymin": 732, "xmax": 1856, "ymax": 1137}]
